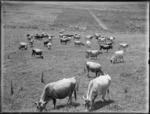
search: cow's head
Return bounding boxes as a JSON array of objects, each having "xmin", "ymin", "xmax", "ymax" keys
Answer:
[
  {"xmin": 82, "ymin": 96, "xmax": 91, "ymax": 111},
  {"xmin": 33, "ymin": 100, "xmax": 47, "ymax": 112}
]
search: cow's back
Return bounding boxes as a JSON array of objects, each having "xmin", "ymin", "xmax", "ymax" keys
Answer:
[{"xmin": 46, "ymin": 78, "xmax": 76, "ymax": 99}]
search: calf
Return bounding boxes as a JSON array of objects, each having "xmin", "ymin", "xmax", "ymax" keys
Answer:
[
  {"xmin": 82, "ymin": 74, "xmax": 111, "ymax": 111},
  {"xmin": 33, "ymin": 77, "xmax": 78, "ymax": 112},
  {"xmin": 84, "ymin": 61, "xmax": 104, "ymax": 77}
]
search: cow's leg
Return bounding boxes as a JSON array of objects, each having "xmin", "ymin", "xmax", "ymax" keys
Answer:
[
  {"xmin": 102, "ymin": 92, "xmax": 106, "ymax": 102},
  {"xmin": 52, "ymin": 98, "xmax": 56, "ymax": 109},
  {"xmin": 86, "ymin": 66, "xmax": 89, "ymax": 77}
]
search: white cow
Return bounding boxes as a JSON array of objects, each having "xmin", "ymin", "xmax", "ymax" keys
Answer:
[
  {"xmin": 110, "ymin": 50, "xmax": 125, "ymax": 63},
  {"xmin": 82, "ymin": 74, "xmax": 111, "ymax": 111},
  {"xmin": 85, "ymin": 35, "xmax": 93, "ymax": 41},
  {"xmin": 84, "ymin": 61, "xmax": 104, "ymax": 77},
  {"xmin": 18, "ymin": 42, "xmax": 28, "ymax": 50},
  {"xmin": 86, "ymin": 50, "xmax": 102, "ymax": 59},
  {"xmin": 33, "ymin": 77, "xmax": 78, "ymax": 112},
  {"xmin": 86, "ymin": 40, "xmax": 91, "ymax": 48},
  {"xmin": 119, "ymin": 43, "xmax": 128, "ymax": 51},
  {"xmin": 47, "ymin": 42, "xmax": 51, "ymax": 50}
]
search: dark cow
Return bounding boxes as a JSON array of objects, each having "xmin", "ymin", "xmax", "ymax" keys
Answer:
[
  {"xmin": 33, "ymin": 77, "xmax": 79, "ymax": 112},
  {"xmin": 43, "ymin": 40, "xmax": 50, "ymax": 46},
  {"xmin": 60, "ymin": 37, "xmax": 71, "ymax": 45},
  {"xmin": 99, "ymin": 44, "xmax": 113, "ymax": 52},
  {"xmin": 32, "ymin": 48, "xmax": 43, "ymax": 59}
]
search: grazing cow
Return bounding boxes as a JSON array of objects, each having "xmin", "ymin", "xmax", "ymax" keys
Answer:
[
  {"xmin": 74, "ymin": 34, "xmax": 81, "ymax": 40},
  {"xmin": 48, "ymin": 36, "xmax": 53, "ymax": 42},
  {"xmin": 29, "ymin": 39, "xmax": 34, "ymax": 47},
  {"xmin": 47, "ymin": 42, "xmax": 51, "ymax": 50},
  {"xmin": 86, "ymin": 50, "xmax": 102, "ymax": 59},
  {"xmin": 85, "ymin": 35, "xmax": 94, "ymax": 41},
  {"xmin": 114, "ymin": 50, "xmax": 125, "ymax": 55},
  {"xmin": 84, "ymin": 61, "xmax": 104, "ymax": 77},
  {"xmin": 93, "ymin": 33, "xmax": 101, "ymax": 39},
  {"xmin": 99, "ymin": 44, "xmax": 113, "ymax": 52},
  {"xmin": 43, "ymin": 39, "xmax": 50, "ymax": 46},
  {"xmin": 110, "ymin": 54, "xmax": 124, "ymax": 64},
  {"xmin": 60, "ymin": 37, "xmax": 70, "ymax": 45},
  {"xmin": 98, "ymin": 37, "xmax": 107, "ymax": 45},
  {"xmin": 18, "ymin": 42, "xmax": 28, "ymax": 50},
  {"xmin": 33, "ymin": 77, "xmax": 78, "ymax": 112},
  {"xmin": 27, "ymin": 34, "xmax": 32, "ymax": 42},
  {"xmin": 32, "ymin": 48, "xmax": 43, "ymax": 59},
  {"xmin": 82, "ymin": 73, "xmax": 111, "ymax": 111},
  {"xmin": 74, "ymin": 40, "xmax": 84, "ymax": 47},
  {"xmin": 119, "ymin": 43, "xmax": 128, "ymax": 51},
  {"xmin": 34, "ymin": 33, "xmax": 43, "ymax": 40},
  {"xmin": 86, "ymin": 40, "xmax": 91, "ymax": 48}
]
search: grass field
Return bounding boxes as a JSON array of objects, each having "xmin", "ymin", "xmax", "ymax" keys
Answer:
[{"xmin": 1, "ymin": 1, "xmax": 149, "ymax": 112}]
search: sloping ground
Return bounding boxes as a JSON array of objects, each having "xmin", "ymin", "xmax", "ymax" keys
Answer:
[
  {"xmin": 53, "ymin": 8, "xmax": 105, "ymax": 31},
  {"xmin": 1, "ymin": 2, "xmax": 149, "ymax": 112},
  {"xmin": 92, "ymin": 8, "xmax": 147, "ymax": 33}
]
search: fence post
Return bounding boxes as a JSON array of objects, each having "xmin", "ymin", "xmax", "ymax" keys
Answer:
[
  {"xmin": 41, "ymin": 71, "xmax": 44, "ymax": 83},
  {"xmin": 11, "ymin": 81, "xmax": 14, "ymax": 95}
]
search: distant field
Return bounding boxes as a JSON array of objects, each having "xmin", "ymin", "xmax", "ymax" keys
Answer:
[{"xmin": 1, "ymin": 1, "xmax": 149, "ymax": 112}]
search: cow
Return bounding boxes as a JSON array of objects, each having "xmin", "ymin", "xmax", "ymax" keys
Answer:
[
  {"xmin": 110, "ymin": 54, "xmax": 124, "ymax": 64},
  {"xmin": 99, "ymin": 44, "xmax": 113, "ymax": 52},
  {"xmin": 119, "ymin": 43, "xmax": 128, "ymax": 51},
  {"xmin": 48, "ymin": 36, "xmax": 53, "ymax": 42},
  {"xmin": 84, "ymin": 61, "xmax": 104, "ymax": 78},
  {"xmin": 34, "ymin": 33, "xmax": 43, "ymax": 40},
  {"xmin": 18, "ymin": 42, "xmax": 28, "ymax": 50},
  {"xmin": 29, "ymin": 39, "xmax": 34, "ymax": 47},
  {"xmin": 47, "ymin": 42, "xmax": 51, "ymax": 50},
  {"xmin": 97, "ymin": 37, "xmax": 107, "ymax": 45},
  {"xmin": 86, "ymin": 40, "xmax": 91, "ymax": 48},
  {"xmin": 86, "ymin": 50, "xmax": 102, "ymax": 59},
  {"xmin": 27, "ymin": 34, "xmax": 32, "ymax": 42},
  {"xmin": 110, "ymin": 50, "xmax": 125, "ymax": 63},
  {"xmin": 32, "ymin": 77, "xmax": 79, "ymax": 112},
  {"xmin": 93, "ymin": 33, "xmax": 101, "ymax": 39},
  {"xmin": 85, "ymin": 35, "xmax": 94, "ymax": 41},
  {"xmin": 74, "ymin": 34, "xmax": 81, "ymax": 40},
  {"xmin": 60, "ymin": 37, "xmax": 70, "ymax": 45},
  {"xmin": 32, "ymin": 48, "xmax": 43, "ymax": 59},
  {"xmin": 43, "ymin": 39, "xmax": 50, "ymax": 46},
  {"xmin": 82, "ymin": 73, "xmax": 111, "ymax": 111},
  {"xmin": 74, "ymin": 40, "xmax": 84, "ymax": 47}
]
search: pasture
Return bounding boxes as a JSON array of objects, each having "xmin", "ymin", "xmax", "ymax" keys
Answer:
[{"xmin": 1, "ymin": 1, "xmax": 149, "ymax": 112}]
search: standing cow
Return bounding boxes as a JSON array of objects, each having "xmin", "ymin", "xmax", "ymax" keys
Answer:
[{"xmin": 84, "ymin": 61, "xmax": 104, "ymax": 77}]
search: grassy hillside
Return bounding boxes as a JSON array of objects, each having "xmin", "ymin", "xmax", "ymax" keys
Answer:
[{"xmin": 1, "ymin": 1, "xmax": 149, "ymax": 112}]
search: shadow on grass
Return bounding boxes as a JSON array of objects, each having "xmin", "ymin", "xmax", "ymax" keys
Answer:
[
  {"xmin": 56, "ymin": 102, "xmax": 80, "ymax": 109},
  {"xmin": 90, "ymin": 99, "xmax": 114, "ymax": 112}
]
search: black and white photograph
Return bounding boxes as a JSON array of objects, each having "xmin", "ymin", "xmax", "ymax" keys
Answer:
[{"xmin": 1, "ymin": 1, "xmax": 149, "ymax": 112}]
